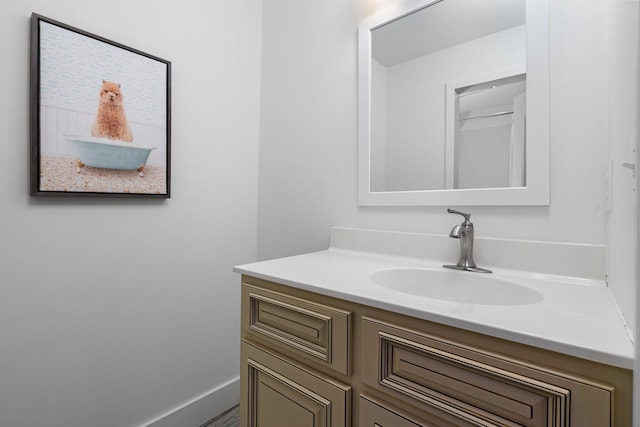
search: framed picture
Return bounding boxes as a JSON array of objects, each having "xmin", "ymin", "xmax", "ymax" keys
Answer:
[{"xmin": 30, "ymin": 13, "xmax": 171, "ymax": 197}]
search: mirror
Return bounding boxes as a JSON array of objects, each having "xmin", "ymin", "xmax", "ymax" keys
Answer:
[{"xmin": 358, "ymin": 0, "xmax": 549, "ymax": 206}]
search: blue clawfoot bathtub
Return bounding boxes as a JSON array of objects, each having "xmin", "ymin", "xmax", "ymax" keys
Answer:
[{"xmin": 64, "ymin": 135, "xmax": 156, "ymax": 171}]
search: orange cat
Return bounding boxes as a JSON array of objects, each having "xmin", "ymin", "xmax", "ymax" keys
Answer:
[{"xmin": 91, "ymin": 80, "xmax": 133, "ymax": 142}]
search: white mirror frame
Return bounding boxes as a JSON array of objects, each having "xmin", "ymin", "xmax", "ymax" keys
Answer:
[{"xmin": 358, "ymin": 0, "xmax": 549, "ymax": 206}]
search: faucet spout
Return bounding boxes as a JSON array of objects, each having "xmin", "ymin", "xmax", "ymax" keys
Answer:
[
  {"xmin": 449, "ymin": 224, "xmax": 463, "ymax": 239},
  {"xmin": 443, "ymin": 209, "xmax": 492, "ymax": 273}
]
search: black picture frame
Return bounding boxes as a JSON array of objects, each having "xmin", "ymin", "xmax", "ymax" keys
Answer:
[{"xmin": 30, "ymin": 13, "xmax": 171, "ymax": 198}]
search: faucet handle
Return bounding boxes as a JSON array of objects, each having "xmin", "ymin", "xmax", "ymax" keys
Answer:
[{"xmin": 447, "ymin": 209, "xmax": 471, "ymax": 222}]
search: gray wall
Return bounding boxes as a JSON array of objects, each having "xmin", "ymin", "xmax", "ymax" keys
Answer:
[{"xmin": 0, "ymin": 1, "xmax": 262, "ymax": 426}]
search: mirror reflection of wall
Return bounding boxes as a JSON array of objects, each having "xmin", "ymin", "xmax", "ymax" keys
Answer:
[
  {"xmin": 452, "ymin": 74, "xmax": 526, "ymax": 190},
  {"xmin": 369, "ymin": 0, "xmax": 526, "ymax": 193}
]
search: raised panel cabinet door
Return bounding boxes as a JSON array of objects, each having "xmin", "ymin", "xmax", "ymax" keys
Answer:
[{"xmin": 241, "ymin": 340, "xmax": 351, "ymax": 427}]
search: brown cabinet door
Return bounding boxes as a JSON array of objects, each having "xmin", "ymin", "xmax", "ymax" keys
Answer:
[{"xmin": 241, "ymin": 340, "xmax": 351, "ymax": 427}]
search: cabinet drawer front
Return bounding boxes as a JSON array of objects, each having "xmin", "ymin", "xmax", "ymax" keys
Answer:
[
  {"xmin": 362, "ymin": 317, "xmax": 571, "ymax": 427},
  {"xmin": 359, "ymin": 394, "xmax": 464, "ymax": 427},
  {"xmin": 360, "ymin": 395, "xmax": 423, "ymax": 427},
  {"xmin": 241, "ymin": 340, "xmax": 351, "ymax": 427},
  {"xmin": 242, "ymin": 283, "xmax": 351, "ymax": 375}
]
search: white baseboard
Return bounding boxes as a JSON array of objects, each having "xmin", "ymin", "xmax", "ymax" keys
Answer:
[{"xmin": 141, "ymin": 377, "xmax": 239, "ymax": 427}]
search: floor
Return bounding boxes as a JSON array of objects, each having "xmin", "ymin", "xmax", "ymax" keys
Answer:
[{"xmin": 200, "ymin": 405, "xmax": 239, "ymax": 427}]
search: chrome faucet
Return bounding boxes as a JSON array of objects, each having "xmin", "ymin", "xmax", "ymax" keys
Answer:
[{"xmin": 443, "ymin": 209, "xmax": 492, "ymax": 273}]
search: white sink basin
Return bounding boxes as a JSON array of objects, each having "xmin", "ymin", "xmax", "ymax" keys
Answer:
[{"xmin": 370, "ymin": 268, "xmax": 544, "ymax": 306}]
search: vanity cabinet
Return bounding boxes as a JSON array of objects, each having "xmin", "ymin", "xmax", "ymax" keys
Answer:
[{"xmin": 239, "ymin": 276, "xmax": 632, "ymax": 427}]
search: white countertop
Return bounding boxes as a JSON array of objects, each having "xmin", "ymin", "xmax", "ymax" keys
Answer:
[{"xmin": 235, "ymin": 247, "xmax": 634, "ymax": 370}]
